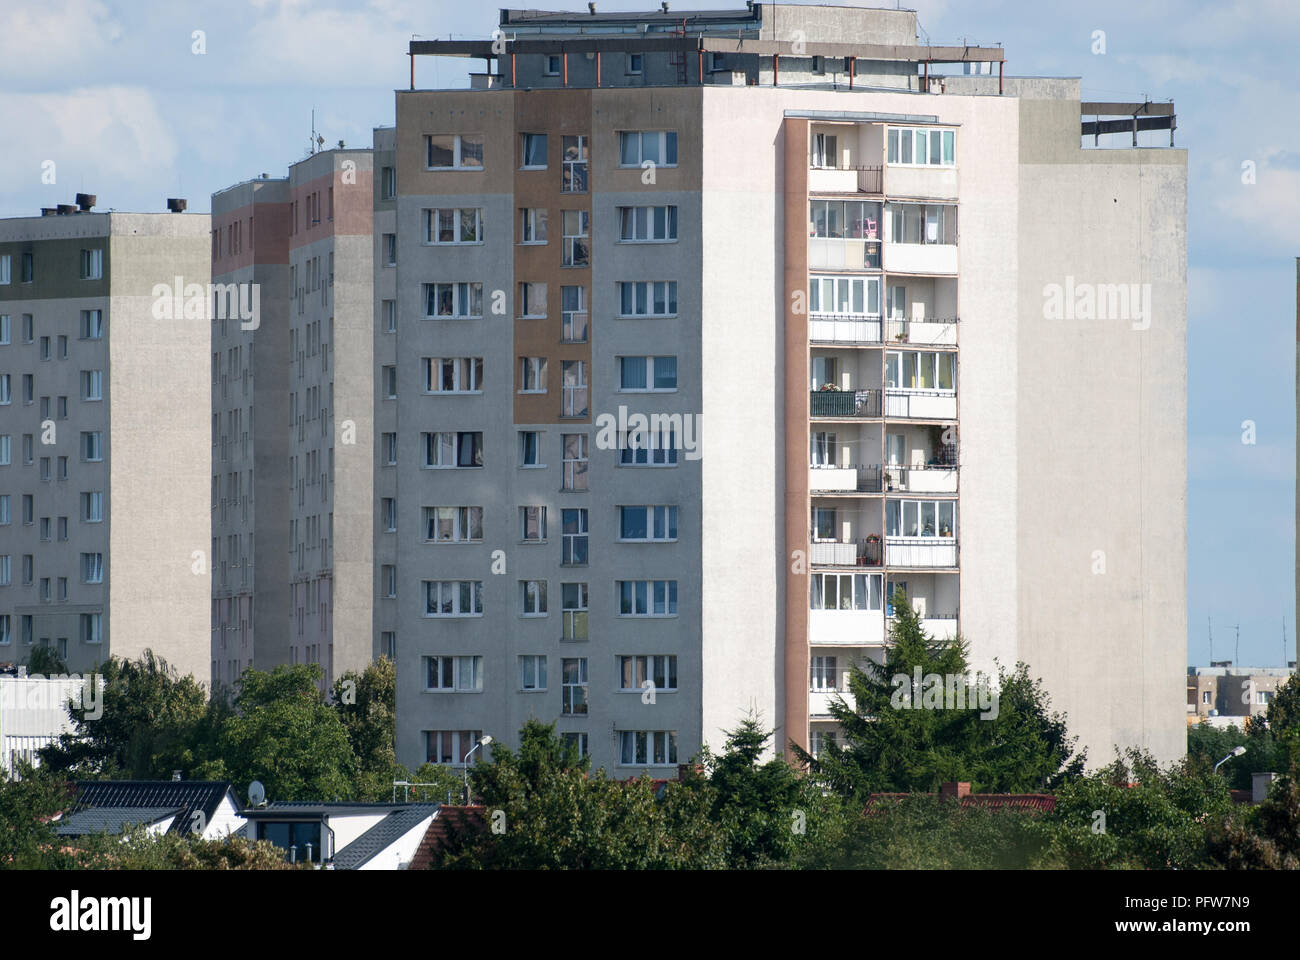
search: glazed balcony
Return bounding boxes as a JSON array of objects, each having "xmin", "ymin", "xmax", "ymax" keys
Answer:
[
  {"xmin": 885, "ymin": 537, "xmax": 958, "ymax": 569},
  {"xmin": 884, "ymin": 316, "xmax": 959, "ymax": 347},
  {"xmin": 809, "ymin": 313, "xmax": 882, "ymax": 345},
  {"xmin": 809, "ymin": 536, "xmax": 883, "ymax": 568},
  {"xmin": 884, "ymin": 390, "xmax": 957, "ymax": 421}
]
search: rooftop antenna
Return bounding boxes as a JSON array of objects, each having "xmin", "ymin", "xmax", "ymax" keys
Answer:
[
  {"xmin": 1208, "ymin": 616, "xmax": 1213, "ymax": 663},
  {"xmin": 1283, "ymin": 618, "xmax": 1288, "ymax": 668},
  {"xmin": 1231, "ymin": 623, "xmax": 1240, "ymax": 667}
]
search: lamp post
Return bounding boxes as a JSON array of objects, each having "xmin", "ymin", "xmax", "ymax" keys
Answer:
[
  {"xmin": 462, "ymin": 735, "xmax": 492, "ymax": 803},
  {"xmin": 1213, "ymin": 745, "xmax": 1247, "ymax": 775}
]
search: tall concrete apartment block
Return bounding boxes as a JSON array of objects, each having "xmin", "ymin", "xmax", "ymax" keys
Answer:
[
  {"xmin": 0, "ymin": 204, "xmax": 212, "ymax": 681},
  {"xmin": 209, "ymin": 148, "xmax": 375, "ymax": 693},
  {"xmin": 392, "ymin": 3, "xmax": 1188, "ymax": 773}
]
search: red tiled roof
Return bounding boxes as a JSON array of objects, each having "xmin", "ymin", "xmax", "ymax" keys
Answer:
[{"xmin": 409, "ymin": 805, "xmax": 487, "ymax": 869}]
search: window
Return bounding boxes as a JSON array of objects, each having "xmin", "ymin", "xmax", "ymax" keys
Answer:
[
  {"xmin": 80, "ymin": 613, "xmax": 102, "ymax": 645},
  {"xmin": 81, "ymin": 431, "xmax": 103, "ymax": 462},
  {"xmin": 424, "ymin": 208, "xmax": 482, "ymax": 244},
  {"xmin": 80, "ymin": 309, "xmax": 103, "ymax": 339},
  {"xmin": 382, "ymin": 497, "xmax": 397, "ymax": 532},
  {"xmin": 886, "ymin": 202, "xmax": 957, "ymax": 245},
  {"xmin": 619, "ymin": 655, "xmax": 677, "ymax": 692},
  {"xmin": 618, "ymin": 205, "xmax": 677, "ymax": 242},
  {"xmin": 811, "ymin": 656, "xmax": 838, "ymax": 691},
  {"xmin": 21, "ymin": 315, "xmax": 33, "ymax": 343},
  {"xmin": 520, "ymin": 506, "xmax": 547, "ymax": 542},
  {"xmin": 561, "ymin": 583, "xmax": 588, "ymax": 641},
  {"xmin": 423, "ymin": 432, "xmax": 483, "ymax": 468},
  {"xmin": 425, "ymin": 656, "xmax": 483, "ymax": 691},
  {"xmin": 561, "ymin": 210, "xmax": 589, "ymax": 267},
  {"xmin": 423, "ymin": 506, "xmax": 484, "ymax": 543},
  {"xmin": 22, "ymin": 374, "xmax": 33, "ymax": 404},
  {"xmin": 885, "ymin": 350, "xmax": 956, "ymax": 391},
  {"xmin": 0, "ymin": 375, "xmax": 8, "ymax": 404},
  {"xmin": 0, "ymin": 496, "xmax": 8, "ymax": 524},
  {"xmin": 381, "ymin": 165, "xmax": 396, "ymax": 199},
  {"xmin": 0, "ymin": 255, "xmax": 9, "ymax": 284},
  {"xmin": 562, "ymin": 732, "xmax": 589, "ymax": 757},
  {"xmin": 39, "ymin": 458, "xmax": 50, "ymax": 481},
  {"xmin": 811, "ymin": 55, "xmax": 825, "ymax": 75},
  {"xmin": 57, "ymin": 396, "xmax": 67, "ymax": 419},
  {"xmin": 560, "ymin": 286, "xmax": 587, "ymax": 342},
  {"xmin": 425, "ymin": 133, "xmax": 484, "ymax": 170},
  {"xmin": 521, "ymin": 133, "xmax": 547, "ymax": 168},
  {"xmin": 80, "ymin": 248, "xmax": 103, "ymax": 280},
  {"xmin": 887, "ymin": 127, "xmax": 955, "ymax": 166},
  {"xmin": 619, "ymin": 731, "xmax": 677, "ymax": 766},
  {"xmin": 81, "ymin": 552, "xmax": 104, "ymax": 583},
  {"xmin": 0, "ymin": 616, "xmax": 8, "ymax": 644},
  {"xmin": 625, "ymin": 53, "xmax": 643, "ymax": 75},
  {"xmin": 81, "ymin": 369, "xmax": 103, "ymax": 401},
  {"xmin": 561, "ymin": 658, "xmax": 588, "ymax": 715},
  {"xmin": 423, "ymin": 580, "xmax": 484, "ymax": 617},
  {"xmin": 619, "ymin": 131, "xmax": 677, "ymax": 167},
  {"xmin": 520, "ymin": 207, "xmax": 548, "ymax": 244},
  {"xmin": 618, "ymin": 580, "xmax": 678, "ymax": 617},
  {"xmin": 619, "ymin": 505, "xmax": 678, "ymax": 542},
  {"xmin": 22, "ymin": 495, "xmax": 32, "ymax": 524},
  {"xmin": 0, "ymin": 435, "xmax": 8, "ymax": 464},
  {"xmin": 520, "ymin": 431, "xmax": 543, "ymax": 467},
  {"xmin": 519, "ymin": 357, "xmax": 547, "ymax": 394},
  {"xmin": 21, "ymin": 253, "xmax": 33, "ymax": 283},
  {"xmin": 381, "ymin": 565, "xmax": 396, "ymax": 598},
  {"xmin": 617, "ymin": 281, "xmax": 677, "ymax": 318},
  {"xmin": 381, "ymin": 632, "xmax": 397, "ymax": 659},
  {"xmin": 383, "ymin": 299, "xmax": 396, "ymax": 332},
  {"xmin": 383, "ymin": 233, "xmax": 397, "ymax": 265},
  {"xmin": 424, "ymin": 282, "xmax": 483, "ymax": 319},
  {"xmin": 562, "ymin": 434, "xmax": 588, "ymax": 490},
  {"xmin": 809, "ymin": 199, "xmax": 882, "ymax": 243},
  {"xmin": 886, "ymin": 499, "xmax": 956, "ymax": 538},
  {"xmin": 424, "ymin": 356, "xmax": 484, "ymax": 393},
  {"xmin": 561, "ymin": 136, "xmax": 588, "ymax": 193},
  {"xmin": 382, "ymin": 365, "xmax": 397, "ymax": 398},
  {"xmin": 544, "ymin": 55, "xmax": 561, "ymax": 76},
  {"xmin": 39, "ymin": 336, "xmax": 50, "ymax": 360},
  {"xmin": 619, "ymin": 356, "xmax": 676, "ymax": 392},
  {"xmin": 57, "ymin": 335, "xmax": 67, "ymax": 359},
  {"xmin": 619, "ymin": 428, "xmax": 678, "ymax": 466},
  {"xmin": 57, "ymin": 515, "xmax": 67, "ymax": 539},
  {"xmin": 518, "ymin": 282, "xmax": 547, "ymax": 318},
  {"xmin": 23, "ymin": 435, "xmax": 33, "ymax": 465},
  {"xmin": 0, "ymin": 315, "xmax": 8, "ymax": 343},
  {"xmin": 0, "ymin": 557, "xmax": 8, "ymax": 586},
  {"xmin": 561, "ymin": 360, "xmax": 587, "ymax": 417},
  {"xmin": 21, "ymin": 614, "xmax": 32, "ymax": 645},
  {"xmin": 425, "ymin": 730, "xmax": 485, "ymax": 765},
  {"xmin": 809, "ymin": 275, "xmax": 881, "ymax": 317},
  {"xmin": 519, "ymin": 655, "xmax": 547, "ymax": 691},
  {"xmin": 81, "ymin": 491, "xmax": 103, "ymax": 522},
  {"xmin": 810, "ymin": 572, "xmax": 883, "ymax": 610},
  {"xmin": 382, "ymin": 432, "xmax": 397, "ymax": 465},
  {"xmin": 562, "ymin": 509, "xmax": 588, "ymax": 566},
  {"xmin": 810, "ymin": 730, "xmax": 836, "ymax": 758},
  {"xmin": 521, "ymin": 579, "xmax": 547, "ymax": 616}
]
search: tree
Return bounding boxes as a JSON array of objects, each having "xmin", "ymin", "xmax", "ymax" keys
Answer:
[
  {"xmin": 797, "ymin": 591, "xmax": 1083, "ymax": 797},
  {"xmin": 1206, "ymin": 764, "xmax": 1300, "ymax": 869},
  {"xmin": 333, "ymin": 657, "xmax": 405, "ymax": 801},
  {"xmin": 1266, "ymin": 673, "xmax": 1300, "ymax": 740},
  {"xmin": 23, "ymin": 645, "xmax": 69, "ymax": 675},
  {"xmin": 215, "ymin": 664, "xmax": 356, "ymax": 802},
  {"xmin": 38, "ymin": 651, "xmax": 210, "ymax": 780},
  {"xmin": 0, "ymin": 764, "xmax": 76, "ymax": 869},
  {"xmin": 1187, "ymin": 719, "xmax": 1284, "ymax": 790}
]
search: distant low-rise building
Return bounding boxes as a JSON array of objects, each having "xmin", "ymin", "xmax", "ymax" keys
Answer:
[
  {"xmin": 1187, "ymin": 663, "xmax": 1296, "ymax": 722},
  {"xmin": 0, "ymin": 666, "xmax": 86, "ymax": 776}
]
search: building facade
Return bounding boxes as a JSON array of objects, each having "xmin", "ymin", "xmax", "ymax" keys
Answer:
[{"xmin": 0, "ymin": 204, "xmax": 211, "ymax": 681}]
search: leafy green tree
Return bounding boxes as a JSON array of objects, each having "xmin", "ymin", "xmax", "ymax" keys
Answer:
[
  {"xmin": 798, "ymin": 591, "xmax": 1082, "ymax": 797},
  {"xmin": 1205, "ymin": 763, "xmax": 1300, "ymax": 869},
  {"xmin": 333, "ymin": 657, "xmax": 405, "ymax": 801},
  {"xmin": 0, "ymin": 764, "xmax": 76, "ymax": 869},
  {"xmin": 1187, "ymin": 719, "xmax": 1284, "ymax": 790},
  {"xmin": 39, "ymin": 651, "xmax": 210, "ymax": 780},
  {"xmin": 215, "ymin": 664, "xmax": 356, "ymax": 802},
  {"xmin": 23, "ymin": 645, "xmax": 70, "ymax": 675},
  {"xmin": 72, "ymin": 828, "xmax": 304, "ymax": 870},
  {"xmin": 406, "ymin": 763, "xmax": 468, "ymax": 804}
]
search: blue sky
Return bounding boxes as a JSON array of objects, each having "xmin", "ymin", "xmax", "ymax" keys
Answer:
[{"xmin": 1, "ymin": 0, "xmax": 1294, "ymax": 667}]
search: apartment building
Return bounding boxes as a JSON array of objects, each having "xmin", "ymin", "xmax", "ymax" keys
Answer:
[
  {"xmin": 1188, "ymin": 663, "xmax": 1296, "ymax": 722},
  {"xmin": 389, "ymin": 2, "xmax": 1187, "ymax": 773},
  {"xmin": 0, "ymin": 200, "xmax": 211, "ymax": 680},
  {"xmin": 209, "ymin": 148, "xmax": 376, "ymax": 693}
]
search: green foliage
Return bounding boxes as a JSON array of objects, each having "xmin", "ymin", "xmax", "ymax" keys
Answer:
[
  {"xmin": 1187, "ymin": 719, "xmax": 1284, "ymax": 790},
  {"xmin": 407, "ymin": 763, "xmax": 468, "ymax": 804},
  {"xmin": 0, "ymin": 764, "xmax": 76, "ymax": 869},
  {"xmin": 797, "ymin": 591, "xmax": 1083, "ymax": 797},
  {"xmin": 71, "ymin": 829, "xmax": 304, "ymax": 870},
  {"xmin": 38, "ymin": 651, "xmax": 210, "ymax": 780},
  {"xmin": 23, "ymin": 645, "xmax": 70, "ymax": 675},
  {"xmin": 333, "ymin": 657, "xmax": 404, "ymax": 801},
  {"xmin": 1205, "ymin": 764, "xmax": 1300, "ymax": 869}
]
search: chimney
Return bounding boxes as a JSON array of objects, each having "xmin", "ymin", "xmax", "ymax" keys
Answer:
[
  {"xmin": 939, "ymin": 781, "xmax": 971, "ymax": 800},
  {"xmin": 1251, "ymin": 772, "xmax": 1277, "ymax": 805},
  {"xmin": 40, "ymin": 208, "xmax": 58, "ymax": 217},
  {"xmin": 75, "ymin": 193, "xmax": 96, "ymax": 211},
  {"xmin": 588, "ymin": 2, "xmax": 596, "ymax": 14},
  {"xmin": 172, "ymin": 770, "xmax": 182, "ymax": 782},
  {"xmin": 661, "ymin": 1, "xmax": 669, "ymax": 11},
  {"xmin": 56, "ymin": 204, "xmax": 76, "ymax": 215},
  {"xmin": 167, "ymin": 198, "xmax": 187, "ymax": 213}
]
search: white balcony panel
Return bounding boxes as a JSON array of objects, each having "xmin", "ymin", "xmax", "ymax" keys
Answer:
[
  {"xmin": 883, "ymin": 242, "xmax": 958, "ymax": 275},
  {"xmin": 885, "ymin": 164, "xmax": 959, "ymax": 200},
  {"xmin": 809, "ymin": 689, "xmax": 857, "ymax": 717},
  {"xmin": 809, "ymin": 609, "xmax": 886, "ymax": 646},
  {"xmin": 886, "ymin": 319, "xmax": 957, "ymax": 346},
  {"xmin": 894, "ymin": 466, "xmax": 958, "ymax": 493},
  {"xmin": 808, "ymin": 167, "xmax": 860, "ymax": 194},
  {"xmin": 923, "ymin": 616, "xmax": 958, "ymax": 641},
  {"xmin": 885, "ymin": 391, "xmax": 957, "ymax": 420},
  {"xmin": 886, "ymin": 537, "xmax": 957, "ymax": 568},
  {"xmin": 810, "ymin": 540, "xmax": 858, "ymax": 565},
  {"xmin": 809, "ymin": 238, "xmax": 880, "ymax": 271},
  {"xmin": 809, "ymin": 466, "xmax": 858, "ymax": 491},
  {"xmin": 810, "ymin": 317, "xmax": 881, "ymax": 344}
]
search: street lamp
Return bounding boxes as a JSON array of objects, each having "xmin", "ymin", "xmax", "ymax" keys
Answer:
[
  {"xmin": 462, "ymin": 734, "xmax": 492, "ymax": 802},
  {"xmin": 1213, "ymin": 745, "xmax": 1247, "ymax": 775}
]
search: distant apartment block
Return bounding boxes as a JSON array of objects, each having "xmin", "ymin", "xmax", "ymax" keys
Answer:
[
  {"xmin": 0, "ymin": 200, "xmax": 211, "ymax": 680},
  {"xmin": 1188, "ymin": 663, "xmax": 1297, "ymax": 722}
]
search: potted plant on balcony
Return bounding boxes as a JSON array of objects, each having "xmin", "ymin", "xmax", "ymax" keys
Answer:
[{"xmin": 817, "ymin": 382, "xmax": 841, "ymax": 391}]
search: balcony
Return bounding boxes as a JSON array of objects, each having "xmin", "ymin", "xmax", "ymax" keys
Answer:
[
  {"xmin": 809, "ymin": 464, "xmax": 882, "ymax": 494},
  {"xmin": 885, "ymin": 537, "xmax": 958, "ymax": 568},
  {"xmin": 810, "ymin": 388, "xmax": 882, "ymax": 419},
  {"xmin": 883, "ymin": 242, "xmax": 958, "ymax": 275},
  {"xmin": 810, "ymin": 688, "xmax": 857, "ymax": 717},
  {"xmin": 809, "ymin": 609, "xmax": 886, "ymax": 647},
  {"xmin": 884, "ymin": 464, "xmax": 958, "ymax": 494},
  {"xmin": 808, "ymin": 237, "xmax": 882, "ymax": 272},
  {"xmin": 884, "ymin": 390, "xmax": 956, "ymax": 421},
  {"xmin": 810, "ymin": 314, "xmax": 882, "ymax": 345},
  {"xmin": 885, "ymin": 164, "xmax": 958, "ymax": 201},
  {"xmin": 810, "ymin": 537, "xmax": 882, "ymax": 567},
  {"xmin": 809, "ymin": 163, "xmax": 883, "ymax": 196},
  {"xmin": 888, "ymin": 612, "xmax": 959, "ymax": 642},
  {"xmin": 884, "ymin": 317, "xmax": 958, "ymax": 347}
]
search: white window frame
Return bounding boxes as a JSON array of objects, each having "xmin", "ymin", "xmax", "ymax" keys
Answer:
[
  {"xmin": 424, "ymin": 356, "xmax": 484, "ymax": 394},
  {"xmin": 521, "ymin": 132, "xmax": 548, "ymax": 169},
  {"xmin": 561, "ymin": 360, "xmax": 587, "ymax": 418},
  {"xmin": 423, "ymin": 580, "xmax": 485, "ymax": 617},
  {"xmin": 618, "ymin": 505, "xmax": 678, "ymax": 543},
  {"xmin": 424, "ymin": 655, "xmax": 483, "ymax": 692},
  {"xmin": 561, "ymin": 210, "xmax": 589, "ymax": 267},
  {"xmin": 619, "ymin": 730, "xmax": 678, "ymax": 766},
  {"xmin": 618, "ymin": 429, "xmax": 678, "ymax": 466},
  {"xmin": 424, "ymin": 282, "xmax": 484, "ymax": 319},
  {"xmin": 885, "ymin": 349, "xmax": 956, "ymax": 393},
  {"xmin": 618, "ymin": 355, "xmax": 677, "ymax": 393},
  {"xmin": 562, "ymin": 433, "xmax": 588, "ymax": 490},
  {"xmin": 80, "ymin": 248, "xmax": 103, "ymax": 280},
  {"xmin": 561, "ymin": 658, "xmax": 588, "ymax": 715},
  {"xmin": 561, "ymin": 508, "xmax": 588, "ymax": 566},
  {"xmin": 423, "ymin": 431, "xmax": 484, "ymax": 469},
  {"xmin": 887, "ymin": 126, "xmax": 956, "ymax": 167},
  {"xmin": 521, "ymin": 579, "xmax": 548, "ymax": 616},
  {"xmin": 425, "ymin": 133, "xmax": 484, "ymax": 171},
  {"xmin": 617, "ymin": 281, "xmax": 677, "ymax": 318},
  {"xmin": 519, "ymin": 357, "xmax": 547, "ymax": 394},
  {"xmin": 81, "ymin": 552, "xmax": 104, "ymax": 584},
  {"xmin": 561, "ymin": 286, "xmax": 587, "ymax": 342},
  {"xmin": 885, "ymin": 499, "xmax": 957, "ymax": 539},
  {"xmin": 520, "ymin": 430, "xmax": 544, "ymax": 468},
  {"xmin": 618, "ymin": 131, "xmax": 678, "ymax": 168},
  {"xmin": 520, "ymin": 207, "xmax": 548, "ymax": 244},
  {"xmin": 520, "ymin": 506, "xmax": 547, "ymax": 543},
  {"xmin": 617, "ymin": 205, "xmax": 677, "ymax": 242},
  {"xmin": 619, "ymin": 655, "xmax": 678, "ymax": 692},
  {"xmin": 423, "ymin": 208, "xmax": 483, "ymax": 245},
  {"xmin": 519, "ymin": 655, "xmax": 547, "ymax": 691},
  {"xmin": 809, "ymin": 275, "xmax": 881, "ymax": 318},
  {"xmin": 810, "ymin": 572, "xmax": 883, "ymax": 611},
  {"xmin": 617, "ymin": 579, "xmax": 678, "ymax": 617},
  {"xmin": 423, "ymin": 505, "xmax": 484, "ymax": 543}
]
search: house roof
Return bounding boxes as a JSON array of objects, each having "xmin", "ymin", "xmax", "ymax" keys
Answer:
[
  {"xmin": 409, "ymin": 806, "xmax": 488, "ymax": 869},
  {"xmin": 70, "ymin": 780, "xmax": 237, "ymax": 836},
  {"xmin": 243, "ymin": 801, "xmax": 434, "ymax": 818},
  {"xmin": 55, "ymin": 806, "xmax": 181, "ymax": 836},
  {"xmin": 331, "ymin": 804, "xmax": 440, "ymax": 870}
]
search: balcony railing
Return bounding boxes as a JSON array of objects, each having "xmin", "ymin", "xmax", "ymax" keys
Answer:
[
  {"xmin": 810, "ymin": 314, "xmax": 882, "ymax": 344},
  {"xmin": 810, "ymin": 388, "xmax": 882, "ymax": 418},
  {"xmin": 809, "ymin": 463, "xmax": 882, "ymax": 494},
  {"xmin": 809, "ymin": 537, "xmax": 883, "ymax": 567},
  {"xmin": 808, "ymin": 161, "xmax": 883, "ymax": 195},
  {"xmin": 884, "ymin": 390, "xmax": 956, "ymax": 420},
  {"xmin": 883, "ymin": 459, "xmax": 959, "ymax": 494},
  {"xmin": 884, "ymin": 316, "xmax": 959, "ymax": 346},
  {"xmin": 885, "ymin": 536, "xmax": 958, "ymax": 568},
  {"xmin": 808, "ymin": 237, "xmax": 882, "ymax": 271}
]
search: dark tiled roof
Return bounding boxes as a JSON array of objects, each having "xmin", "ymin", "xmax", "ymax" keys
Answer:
[
  {"xmin": 72, "ymin": 780, "xmax": 236, "ymax": 836},
  {"xmin": 409, "ymin": 806, "xmax": 488, "ymax": 870},
  {"xmin": 245, "ymin": 801, "xmax": 431, "ymax": 818},
  {"xmin": 56, "ymin": 806, "xmax": 181, "ymax": 836},
  {"xmin": 331, "ymin": 804, "xmax": 440, "ymax": 870}
]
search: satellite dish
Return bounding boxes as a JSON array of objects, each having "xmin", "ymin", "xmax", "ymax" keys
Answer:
[{"xmin": 249, "ymin": 780, "xmax": 266, "ymax": 806}]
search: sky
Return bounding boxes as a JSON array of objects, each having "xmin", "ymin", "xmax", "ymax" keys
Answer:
[{"xmin": 0, "ymin": 0, "xmax": 1294, "ymax": 668}]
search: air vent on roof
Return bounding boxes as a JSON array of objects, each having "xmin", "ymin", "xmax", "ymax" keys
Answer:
[
  {"xmin": 56, "ymin": 204, "xmax": 76, "ymax": 215},
  {"xmin": 41, "ymin": 208, "xmax": 58, "ymax": 217},
  {"xmin": 75, "ymin": 193, "xmax": 96, "ymax": 211},
  {"xmin": 167, "ymin": 198, "xmax": 187, "ymax": 213}
]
